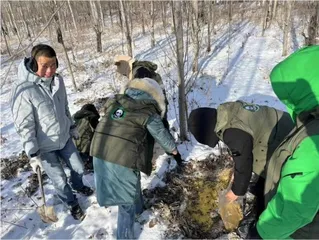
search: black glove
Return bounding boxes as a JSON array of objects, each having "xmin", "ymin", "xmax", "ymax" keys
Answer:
[{"xmin": 246, "ymin": 224, "xmax": 262, "ymax": 239}]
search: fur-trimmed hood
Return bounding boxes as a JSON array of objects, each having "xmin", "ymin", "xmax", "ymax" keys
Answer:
[{"xmin": 120, "ymin": 78, "xmax": 166, "ymax": 118}]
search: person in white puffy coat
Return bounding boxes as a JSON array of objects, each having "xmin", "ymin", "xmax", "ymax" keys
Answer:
[{"xmin": 11, "ymin": 44, "xmax": 93, "ymax": 221}]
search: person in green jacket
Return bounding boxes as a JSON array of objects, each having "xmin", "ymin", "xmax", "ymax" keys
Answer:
[
  {"xmin": 248, "ymin": 46, "xmax": 319, "ymax": 239},
  {"xmin": 90, "ymin": 77, "xmax": 182, "ymax": 239},
  {"xmin": 188, "ymin": 101, "xmax": 294, "ymax": 231},
  {"xmin": 114, "ymin": 56, "xmax": 169, "ymax": 129}
]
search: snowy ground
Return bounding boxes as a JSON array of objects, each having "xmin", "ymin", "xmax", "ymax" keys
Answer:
[{"xmin": 0, "ymin": 15, "xmax": 303, "ymax": 239}]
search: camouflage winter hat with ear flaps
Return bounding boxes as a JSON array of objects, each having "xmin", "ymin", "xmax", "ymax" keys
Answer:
[{"xmin": 114, "ymin": 55, "xmax": 136, "ymax": 80}]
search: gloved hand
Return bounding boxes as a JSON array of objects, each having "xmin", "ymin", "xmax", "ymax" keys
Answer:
[
  {"xmin": 70, "ymin": 127, "xmax": 80, "ymax": 140},
  {"xmin": 29, "ymin": 156, "xmax": 43, "ymax": 173}
]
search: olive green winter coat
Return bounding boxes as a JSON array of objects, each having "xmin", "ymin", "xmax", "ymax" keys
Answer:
[
  {"xmin": 90, "ymin": 94, "xmax": 160, "ymax": 175},
  {"xmin": 215, "ymin": 101, "xmax": 294, "ymax": 177}
]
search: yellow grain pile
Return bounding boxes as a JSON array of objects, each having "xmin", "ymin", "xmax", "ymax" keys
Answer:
[{"xmin": 185, "ymin": 168, "xmax": 234, "ymax": 231}]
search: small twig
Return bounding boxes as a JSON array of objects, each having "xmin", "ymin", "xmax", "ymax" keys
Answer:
[
  {"xmin": 1, "ymin": 220, "xmax": 28, "ymax": 229},
  {"xmin": 2, "ymin": 208, "xmax": 35, "ymax": 211}
]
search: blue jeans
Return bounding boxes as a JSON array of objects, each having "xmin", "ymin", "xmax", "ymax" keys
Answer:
[
  {"xmin": 40, "ymin": 138, "xmax": 85, "ymax": 207},
  {"xmin": 117, "ymin": 172, "xmax": 144, "ymax": 239}
]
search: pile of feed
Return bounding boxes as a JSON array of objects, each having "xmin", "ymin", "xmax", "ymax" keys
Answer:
[{"xmin": 144, "ymin": 154, "xmax": 246, "ymax": 239}]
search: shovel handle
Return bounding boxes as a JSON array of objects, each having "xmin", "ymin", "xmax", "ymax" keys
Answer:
[{"xmin": 36, "ymin": 166, "xmax": 46, "ymax": 206}]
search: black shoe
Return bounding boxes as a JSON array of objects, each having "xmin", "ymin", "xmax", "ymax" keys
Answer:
[
  {"xmin": 75, "ymin": 186, "xmax": 94, "ymax": 196},
  {"xmin": 84, "ymin": 161, "xmax": 94, "ymax": 172},
  {"xmin": 70, "ymin": 204, "xmax": 85, "ymax": 221}
]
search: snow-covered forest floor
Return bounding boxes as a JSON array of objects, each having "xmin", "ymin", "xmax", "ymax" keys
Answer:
[{"xmin": 0, "ymin": 5, "xmax": 306, "ymax": 239}]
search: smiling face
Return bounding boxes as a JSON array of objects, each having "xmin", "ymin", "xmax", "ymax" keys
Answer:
[{"xmin": 36, "ymin": 56, "xmax": 57, "ymax": 78}]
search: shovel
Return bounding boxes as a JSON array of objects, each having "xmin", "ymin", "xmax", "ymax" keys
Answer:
[{"xmin": 36, "ymin": 167, "xmax": 58, "ymax": 223}]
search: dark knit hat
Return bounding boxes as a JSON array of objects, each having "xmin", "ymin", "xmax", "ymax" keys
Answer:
[{"xmin": 188, "ymin": 108, "xmax": 219, "ymax": 148}]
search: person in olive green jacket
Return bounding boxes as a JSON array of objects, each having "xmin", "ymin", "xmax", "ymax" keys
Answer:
[
  {"xmin": 90, "ymin": 77, "xmax": 182, "ymax": 239},
  {"xmin": 188, "ymin": 101, "xmax": 294, "ymax": 205},
  {"xmin": 114, "ymin": 56, "xmax": 169, "ymax": 129},
  {"xmin": 248, "ymin": 46, "xmax": 319, "ymax": 239}
]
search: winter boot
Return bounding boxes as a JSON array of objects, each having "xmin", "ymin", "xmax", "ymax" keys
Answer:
[
  {"xmin": 84, "ymin": 156, "xmax": 94, "ymax": 172},
  {"xmin": 70, "ymin": 204, "xmax": 85, "ymax": 221}
]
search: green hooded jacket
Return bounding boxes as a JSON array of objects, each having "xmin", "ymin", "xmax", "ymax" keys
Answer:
[{"xmin": 256, "ymin": 46, "xmax": 319, "ymax": 239}]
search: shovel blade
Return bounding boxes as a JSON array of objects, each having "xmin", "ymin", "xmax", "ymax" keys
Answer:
[{"xmin": 37, "ymin": 205, "xmax": 58, "ymax": 223}]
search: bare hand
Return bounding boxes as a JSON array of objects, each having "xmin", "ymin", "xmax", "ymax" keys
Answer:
[
  {"xmin": 225, "ymin": 190, "xmax": 239, "ymax": 202},
  {"xmin": 172, "ymin": 149, "xmax": 178, "ymax": 155}
]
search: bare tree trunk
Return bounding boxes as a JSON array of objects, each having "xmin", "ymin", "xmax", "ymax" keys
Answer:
[
  {"xmin": 212, "ymin": 0, "xmax": 216, "ymax": 35},
  {"xmin": 262, "ymin": 0, "xmax": 271, "ymax": 36},
  {"xmin": 63, "ymin": 7, "xmax": 68, "ymax": 30},
  {"xmin": 18, "ymin": 1, "xmax": 32, "ymax": 40},
  {"xmin": 267, "ymin": 0, "xmax": 273, "ymax": 27},
  {"xmin": 4, "ymin": 6, "xmax": 13, "ymax": 34},
  {"xmin": 90, "ymin": 0, "xmax": 103, "ymax": 53},
  {"xmin": 272, "ymin": 0, "xmax": 278, "ymax": 20},
  {"xmin": 108, "ymin": 1, "xmax": 113, "ymax": 27},
  {"xmin": 307, "ymin": 3, "xmax": 319, "ymax": 46},
  {"xmin": 172, "ymin": 1, "xmax": 188, "ymax": 141},
  {"xmin": 151, "ymin": 0, "xmax": 156, "ymax": 47},
  {"xmin": 225, "ymin": 0, "xmax": 233, "ymax": 77},
  {"xmin": 61, "ymin": 38, "xmax": 77, "ymax": 91},
  {"xmin": 207, "ymin": 1, "xmax": 212, "ymax": 52},
  {"xmin": 140, "ymin": 0, "xmax": 145, "ymax": 34},
  {"xmin": 7, "ymin": 1, "xmax": 25, "ymax": 54},
  {"xmin": 52, "ymin": 1, "xmax": 77, "ymax": 91},
  {"xmin": 97, "ymin": 0, "xmax": 105, "ymax": 29},
  {"xmin": 161, "ymin": 1, "xmax": 167, "ymax": 29},
  {"xmin": 67, "ymin": 0, "xmax": 78, "ymax": 33},
  {"xmin": 56, "ymin": 2, "xmax": 65, "ymax": 34},
  {"xmin": 49, "ymin": 23, "xmax": 55, "ymax": 45},
  {"xmin": 282, "ymin": 1, "xmax": 292, "ymax": 56},
  {"xmin": 119, "ymin": 0, "xmax": 133, "ymax": 56},
  {"xmin": 185, "ymin": 3, "xmax": 190, "ymax": 68},
  {"xmin": 1, "ymin": 9, "xmax": 10, "ymax": 38},
  {"xmin": 128, "ymin": 2, "xmax": 133, "ymax": 37},
  {"xmin": 191, "ymin": 0, "xmax": 199, "ymax": 72},
  {"xmin": 96, "ymin": 31, "xmax": 102, "ymax": 52},
  {"xmin": 41, "ymin": 1, "xmax": 49, "ymax": 26},
  {"xmin": 1, "ymin": 26, "xmax": 11, "ymax": 56},
  {"xmin": 66, "ymin": 16, "xmax": 76, "ymax": 62},
  {"xmin": 117, "ymin": 2, "xmax": 123, "ymax": 29}
]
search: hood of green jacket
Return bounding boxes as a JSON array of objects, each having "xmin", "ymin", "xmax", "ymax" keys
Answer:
[{"xmin": 270, "ymin": 46, "xmax": 319, "ymax": 121}]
